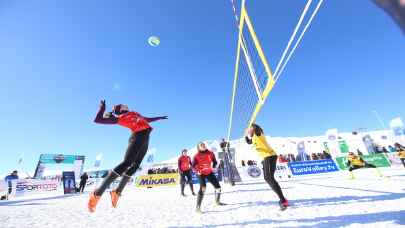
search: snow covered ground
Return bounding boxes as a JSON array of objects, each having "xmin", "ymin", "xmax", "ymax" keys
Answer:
[{"xmin": 1, "ymin": 168, "xmax": 405, "ymax": 228}]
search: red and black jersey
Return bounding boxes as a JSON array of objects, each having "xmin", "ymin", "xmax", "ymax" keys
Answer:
[
  {"xmin": 178, "ymin": 155, "xmax": 192, "ymax": 172},
  {"xmin": 192, "ymin": 150, "xmax": 217, "ymax": 176},
  {"xmin": 117, "ymin": 112, "xmax": 152, "ymax": 133}
]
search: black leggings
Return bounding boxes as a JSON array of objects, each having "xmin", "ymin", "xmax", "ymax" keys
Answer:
[
  {"xmin": 180, "ymin": 170, "xmax": 193, "ymax": 185},
  {"xmin": 349, "ymin": 163, "xmax": 376, "ymax": 171},
  {"xmin": 79, "ymin": 182, "xmax": 86, "ymax": 193},
  {"xmin": 113, "ymin": 128, "xmax": 151, "ymax": 176},
  {"xmin": 198, "ymin": 173, "xmax": 221, "ymax": 190},
  {"xmin": 263, "ymin": 156, "xmax": 286, "ymax": 202},
  {"xmin": 95, "ymin": 128, "xmax": 151, "ymax": 196},
  {"xmin": 401, "ymin": 158, "xmax": 405, "ymax": 168}
]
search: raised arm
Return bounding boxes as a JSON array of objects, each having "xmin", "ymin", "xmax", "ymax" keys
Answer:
[
  {"xmin": 142, "ymin": 115, "xmax": 168, "ymax": 123},
  {"xmin": 94, "ymin": 100, "xmax": 118, "ymax": 124}
]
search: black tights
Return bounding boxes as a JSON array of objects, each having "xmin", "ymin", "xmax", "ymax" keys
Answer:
[
  {"xmin": 263, "ymin": 156, "xmax": 286, "ymax": 202},
  {"xmin": 95, "ymin": 128, "xmax": 151, "ymax": 196},
  {"xmin": 113, "ymin": 128, "xmax": 151, "ymax": 176}
]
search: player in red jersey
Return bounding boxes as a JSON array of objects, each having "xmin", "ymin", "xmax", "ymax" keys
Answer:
[
  {"xmin": 193, "ymin": 142, "xmax": 225, "ymax": 213},
  {"xmin": 88, "ymin": 100, "xmax": 167, "ymax": 212},
  {"xmin": 178, "ymin": 149, "xmax": 196, "ymax": 196}
]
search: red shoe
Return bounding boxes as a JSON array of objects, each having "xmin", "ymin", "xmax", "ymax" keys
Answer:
[
  {"xmin": 110, "ymin": 190, "xmax": 121, "ymax": 208},
  {"xmin": 282, "ymin": 199, "xmax": 289, "ymax": 207},
  {"xmin": 88, "ymin": 192, "xmax": 101, "ymax": 213},
  {"xmin": 279, "ymin": 199, "xmax": 288, "ymax": 210}
]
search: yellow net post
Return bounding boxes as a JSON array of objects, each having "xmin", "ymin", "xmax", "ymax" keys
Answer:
[{"xmin": 227, "ymin": 2, "xmax": 276, "ymax": 142}]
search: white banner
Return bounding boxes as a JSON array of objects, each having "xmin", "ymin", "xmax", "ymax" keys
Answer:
[
  {"xmin": 390, "ymin": 117, "xmax": 405, "ymax": 144},
  {"xmin": 13, "ymin": 179, "xmax": 59, "ymax": 196},
  {"xmin": 0, "ymin": 181, "xmax": 8, "ymax": 196},
  {"xmin": 275, "ymin": 162, "xmax": 293, "ymax": 180},
  {"xmin": 73, "ymin": 159, "xmax": 83, "ymax": 181},
  {"xmin": 326, "ymin": 129, "xmax": 340, "ymax": 157},
  {"xmin": 385, "ymin": 153, "xmax": 403, "ymax": 167}
]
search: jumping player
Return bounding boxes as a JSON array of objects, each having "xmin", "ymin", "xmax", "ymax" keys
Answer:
[
  {"xmin": 346, "ymin": 152, "xmax": 383, "ymax": 179},
  {"xmin": 178, "ymin": 149, "xmax": 196, "ymax": 196},
  {"xmin": 87, "ymin": 100, "xmax": 167, "ymax": 212},
  {"xmin": 245, "ymin": 123, "xmax": 289, "ymax": 210},
  {"xmin": 193, "ymin": 142, "xmax": 225, "ymax": 213}
]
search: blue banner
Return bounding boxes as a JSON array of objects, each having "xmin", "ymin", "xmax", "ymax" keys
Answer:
[
  {"xmin": 62, "ymin": 171, "xmax": 76, "ymax": 194},
  {"xmin": 288, "ymin": 159, "xmax": 339, "ymax": 176}
]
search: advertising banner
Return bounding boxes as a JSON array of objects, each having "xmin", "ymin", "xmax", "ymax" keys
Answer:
[
  {"xmin": 362, "ymin": 135, "xmax": 376, "ymax": 154},
  {"xmin": 385, "ymin": 153, "xmax": 403, "ymax": 167},
  {"xmin": 247, "ymin": 165, "xmax": 262, "ymax": 178},
  {"xmin": 14, "ymin": 179, "xmax": 59, "ymax": 196},
  {"xmin": 0, "ymin": 181, "xmax": 8, "ymax": 197},
  {"xmin": 34, "ymin": 154, "xmax": 85, "ymax": 179},
  {"xmin": 297, "ymin": 141, "xmax": 309, "ymax": 161},
  {"xmin": 287, "ymin": 159, "xmax": 339, "ymax": 176},
  {"xmin": 94, "ymin": 154, "xmax": 102, "ymax": 168},
  {"xmin": 335, "ymin": 154, "xmax": 391, "ymax": 170},
  {"xmin": 390, "ymin": 117, "xmax": 405, "ymax": 145},
  {"xmin": 325, "ymin": 129, "xmax": 340, "ymax": 157},
  {"xmin": 62, "ymin": 171, "xmax": 76, "ymax": 194},
  {"xmin": 339, "ymin": 140, "xmax": 350, "ymax": 153},
  {"xmin": 135, "ymin": 173, "xmax": 179, "ymax": 188},
  {"xmin": 390, "ymin": 117, "xmax": 405, "ymax": 136},
  {"xmin": 275, "ymin": 163, "xmax": 293, "ymax": 179}
]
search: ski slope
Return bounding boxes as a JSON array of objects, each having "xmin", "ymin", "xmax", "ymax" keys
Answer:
[{"xmin": 1, "ymin": 168, "xmax": 405, "ymax": 228}]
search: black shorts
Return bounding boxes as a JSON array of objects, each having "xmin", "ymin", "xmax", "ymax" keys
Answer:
[
  {"xmin": 180, "ymin": 170, "xmax": 193, "ymax": 184},
  {"xmin": 349, "ymin": 163, "xmax": 376, "ymax": 171},
  {"xmin": 113, "ymin": 128, "xmax": 151, "ymax": 175},
  {"xmin": 198, "ymin": 173, "xmax": 220, "ymax": 189}
]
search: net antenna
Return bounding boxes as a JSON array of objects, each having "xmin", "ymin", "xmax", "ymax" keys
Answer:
[{"xmin": 226, "ymin": 0, "xmax": 324, "ymax": 142}]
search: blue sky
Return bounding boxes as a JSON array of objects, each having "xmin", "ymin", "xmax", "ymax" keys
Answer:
[{"xmin": 0, "ymin": 0, "xmax": 404, "ymax": 175}]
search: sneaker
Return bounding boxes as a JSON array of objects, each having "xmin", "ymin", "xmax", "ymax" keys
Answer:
[
  {"xmin": 181, "ymin": 192, "xmax": 186, "ymax": 197},
  {"xmin": 110, "ymin": 191, "xmax": 121, "ymax": 208},
  {"xmin": 215, "ymin": 201, "xmax": 227, "ymax": 206},
  {"xmin": 88, "ymin": 192, "xmax": 101, "ymax": 213},
  {"xmin": 192, "ymin": 192, "xmax": 196, "ymax": 196},
  {"xmin": 279, "ymin": 200, "xmax": 288, "ymax": 210}
]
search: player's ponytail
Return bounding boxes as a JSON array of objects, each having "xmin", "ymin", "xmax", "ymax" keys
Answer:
[{"xmin": 251, "ymin": 123, "xmax": 263, "ymax": 136}]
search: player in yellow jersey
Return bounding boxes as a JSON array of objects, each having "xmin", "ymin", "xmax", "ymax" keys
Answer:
[
  {"xmin": 245, "ymin": 123, "xmax": 288, "ymax": 210},
  {"xmin": 346, "ymin": 152, "xmax": 383, "ymax": 179}
]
